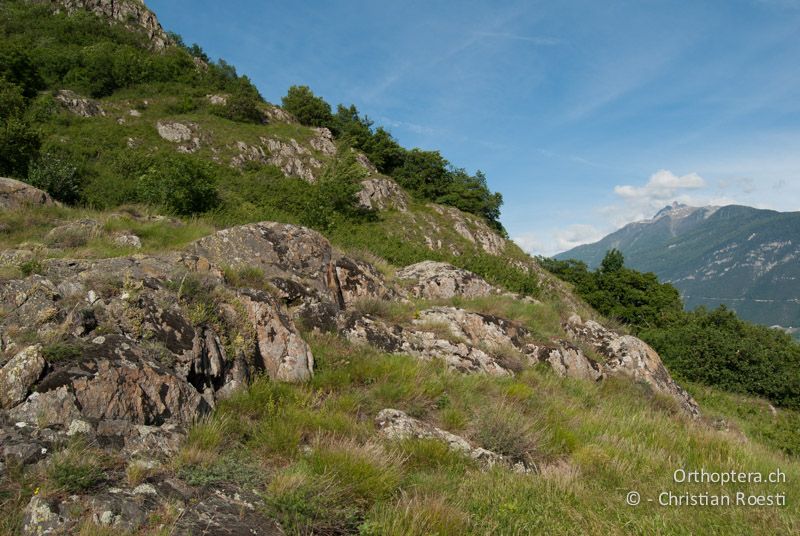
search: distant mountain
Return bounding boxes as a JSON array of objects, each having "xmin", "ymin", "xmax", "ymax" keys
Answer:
[{"xmin": 556, "ymin": 202, "xmax": 800, "ymax": 331}]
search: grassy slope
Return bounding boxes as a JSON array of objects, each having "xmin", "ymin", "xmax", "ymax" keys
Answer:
[{"xmin": 1, "ymin": 5, "xmax": 799, "ymax": 534}]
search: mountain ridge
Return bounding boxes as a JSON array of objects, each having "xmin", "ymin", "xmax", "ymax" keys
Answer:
[{"xmin": 556, "ymin": 202, "xmax": 800, "ymax": 329}]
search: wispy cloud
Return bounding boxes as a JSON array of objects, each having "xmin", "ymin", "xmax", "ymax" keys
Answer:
[{"xmin": 473, "ymin": 31, "xmax": 562, "ymax": 46}]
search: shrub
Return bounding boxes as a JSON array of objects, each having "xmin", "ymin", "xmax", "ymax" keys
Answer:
[
  {"xmin": 27, "ymin": 151, "xmax": 83, "ymax": 204},
  {"xmin": 473, "ymin": 401, "xmax": 540, "ymax": 467},
  {"xmin": 212, "ymin": 78, "xmax": 263, "ymax": 124},
  {"xmin": 281, "ymin": 85, "xmax": 333, "ymax": 127},
  {"xmin": 137, "ymin": 154, "xmax": 219, "ymax": 215},
  {"xmin": 0, "ymin": 115, "xmax": 40, "ymax": 179}
]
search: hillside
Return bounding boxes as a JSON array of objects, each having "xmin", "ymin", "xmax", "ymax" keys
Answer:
[
  {"xmin": 557, "ymin": 202, "xmax": 800, "ymax": 330},
  {"xmin": 1, "ymin": 1, "xmax": 799, "ymax": 535}
]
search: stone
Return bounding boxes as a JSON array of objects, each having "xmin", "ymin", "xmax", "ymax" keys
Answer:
[
  {"xmin": 113, "ymin": 233, "xmax": 142, "ymax": 249},
  {"xmin": 0, "ymin": 345, "xmax": 46, "ymax": 409},
  {"xmin": 192, "ymin": 222, "xmax": 391, "ymax": 310},
  {"xmin": 0, "ymin": 178, "xmax": 54, "ymax": 210},
  {"xmin": 7, "ymin": 386, "xmax": 82, "ymax": 427},
  {"xmin": 44, "ymin": 219, "xmax": 102, "ymax": 247},
  {"xmin": 565, "ymin": 315, "xmax": 700, "ymax": 417},
  {"xmin": 395, "ymin": 261, "xmax": 497, "ymax": 299},
  {"xmin": 354, "ymin": 151, "xmax": 379, "ymax": 174},
  {"xmin": 22, "ymin": 495, "xmax": 67, "ymax": 535},
  {"xmin": 207, "ymin": 93, "xmax": 228, "ymax": 105},
  {"xmin": 171, "ymin": 488, "xmax": 283, "ymax": 535},
  {"xmin": 526, "ymin": 341, "xmax": 603, "ymax": 381},
  {"xmin": 342, "ymin": 312, "xmax": 514, "ymax": 376},
  {"xmin": 309, "ymin": 127, "xmax": 337, "ymax": 155},
  {"xmin": 156, "ymin": 121, "xmax": 200, "ymax": 152},
  {"xmin": 375, "ymin": 409, "xmax": 527, "ymax": 472},
  {"xmin": 357, "ymin": 178, "xmax": 409, "ymax": 212},
  {"xmin": 237, "ymin": 290, "xmax": 314, "ymax": 382},
  {"xmin": 71, "ymin": 359, "xmax": 210, "ymax": 425},
  {"xmin": 54, "ymin": 89, "xmax": 105, "ymax": 117},
  {"xmin": 263, "ymin": 137, "xmax": 321, "ymax": 182}
]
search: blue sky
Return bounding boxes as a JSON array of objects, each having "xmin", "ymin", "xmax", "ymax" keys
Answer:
[{"xmin": 150, "ymin": 0, "xmax": 800, "ymax": 255}]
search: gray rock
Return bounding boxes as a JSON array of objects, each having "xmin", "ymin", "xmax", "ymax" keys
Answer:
[
  {"xmin": 375, "ymin": 409, "xmax": 528, "ymax": 472},
  {"xmin": 357, "ymin": 177, "xmax": 408, "ymax": 212},
  {"xmin": 395, "ymin": 261, "xmax": 496, "ymax": 299},
  {"xmin": 565, "ymin": 315, "xmax": 700, "ymax": 416},
  {"xmin": 237, "ymin": 290, "xmax": 314, "ymax": 382},
  {"xmin": 0, "ymin": 345, "xmax": 46, "ymax": 409},
  {"xmin": 7, "ymin": 386, "xmax": 82, "ymax": 427},
  {"xmin": 44, "ymin": 219, "xmax": 102, "ymax": 247},
  {"xmin": 112, "ymin": 233, "xmax": 142, "ymax": 249},
  {"xmin": 54, "ymin": 89, "xmax": 105, "ymax": 117},
  {"xmin": 22, "ymin": 495, "xmax": 67, "ymax": 535},
  {"xmin": 156, "ymin": 121, "xmax": 200, "ymax": 153},
  {"xmin": 0, "ymin": 178, "xmax": 54, "ymax": 210},
  {"xmin": 309, "ymin": 127, "xmax": 337, "ymax": 155}
]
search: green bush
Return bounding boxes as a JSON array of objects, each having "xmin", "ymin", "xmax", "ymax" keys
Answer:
[
  {"xmin": 281, "ymin": 85, "xmax": 333, "ymax": 127},
  {"xmin": 27, "ymin": 151, "xmax": 83, "ymax": 204},
  {"xmin": 0, "ymin": 115, "xmax": 40, "ymax": 179},
  {"xmin": 212, "ymin": 78, "xmax": 263, "ymax": 124},
  {"xmin": 137, "ymin": 154, "xmax": 219, "ymax": 215}
]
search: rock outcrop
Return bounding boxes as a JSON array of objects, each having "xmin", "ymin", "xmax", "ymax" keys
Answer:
[
  {"xmin": 376, "ymin": 408, "xmax": 528, "ymax": 472},
  {"xmin": 192, "ymin": 222, "xmax": 392, "ymax": 325},
  {"xmin": 0, "ymin": 345, "xmax": 46, "ymax": 409},
  {"xmin": 395, "ymin": 261, "xmax": 497, "ymax": 299},
  {"xmin": 51, "ymin": 0, "xmax": 172, "ymax": 50},
  {"xmin": 0, "ymin": 178, "xmax": 54, "ymax": 210},
  {"xmin": 156, "ymin": 121, "xmax": 201, "ymax": 153},
  {"xmin": 357, "ymin": 177, "xmax": 408, "ymax": 212},
  {"xmin": 565, "ymin": 315, "xmax": 700, "ymax": 416},
  {"xmin": 54, "ymin": 89, "xmax": 106, "ymax": 117}
]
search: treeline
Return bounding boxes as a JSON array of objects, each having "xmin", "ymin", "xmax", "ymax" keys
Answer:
[
  {"xmin": 540, "ymin": 251, "xmax": 800, "ymax": 409},
  {"xmin": 281, "ymin": 86, "xmax": 504, "ymax": 233}
]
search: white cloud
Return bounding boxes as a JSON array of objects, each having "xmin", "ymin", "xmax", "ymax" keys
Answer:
[
  {"xmin": 554, "ymin": 224, "xmax": 604, "ymax": 251},
  {"xmin": 614, "ymin": 169, "xmax": 705, "ymax": 200},
  {"xmin": 604, "ymin": 170, "xmax": 711, "ymax": 226},
  {"xmin": 513, "ymin": 224, "xmax": 603, "ymax": 257}
]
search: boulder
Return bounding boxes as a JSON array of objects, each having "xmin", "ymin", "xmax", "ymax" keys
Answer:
[
  {"xmin": 112, "ymin": 233, "xmax": 142, "ymax": 249},
  {"xmin": 375, "ymin": 409, "xmax": 527, "ymax": 472},
  {"xmin": 22, "ymin": 495, "xmax": 68, "ymax": 536},
  {"xmin": 341, "ymin": 312, "xmax": 514, "ymax": 377},
  {"xmin": 237, "ymin": 290, "xmax": 314, "ymax": 382},
  {"xmin": 44, "ymin": 219, "xmax": 102, "ymax": 247},
  {"xmin": 0, "ymin": 345, "xmax": 46, "ymax": 409},
  {"xmin": 71, "ymin": 358, "xmax": 211, "ymax": 425},
  {"xmin": 54, "ymin": 89, "xmax": 106, "ymax": 117},
  {"xmin": 357, "ymin": 178, "xmax": 408, "ymax": 212},
  {"xmin": 8, "ymin": 386, "xmax": 82, "ymax": 427},
  {"xmin": 565, "ymin": 315, "xmax": 700, "ymax": 416},
  {"xmin": 263, "ymin": 137, "xmax": 321, "ymax": 182},
  {"xmin": 192, "ymin": 222, "xmax": 391, "ymax": 311},
  {"xmin": 156, "ymin": 121, "xmax": 200, "ymax": 153},
  {"xmin": 395, "ymin": 261, "xmax": 496, "ymax": 299},
  {"xmin": 526, "ymin": 341, "xmax": 603, "ymax": 381},
  {"xmin": 0, "ymin": 178, "xmax": 54, "ymax": 210}
]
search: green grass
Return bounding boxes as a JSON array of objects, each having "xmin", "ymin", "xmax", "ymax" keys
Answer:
[{"xmin": 170, "ymin": 332, "xmax": 800, "ymax": 535}]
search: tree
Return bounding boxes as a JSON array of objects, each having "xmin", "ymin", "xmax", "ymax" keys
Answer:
[
  {"xmin": 281, "ymin": 85, "xmax": 333, "ymax": 128},
  {"xmin": 600, "ymin": 248, "xmax": 625, "ymax": 274}
]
